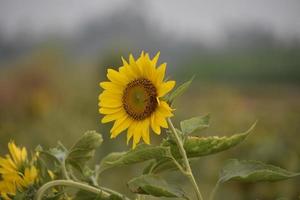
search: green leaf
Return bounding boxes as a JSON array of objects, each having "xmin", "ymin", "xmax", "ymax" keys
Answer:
[
  {"xmin": 151, "ymin": 158, "xmax": 184, "ymax": 174},
  {"xmin": 35, "ymin": 144, "xmax": 66, "ymax": 182},
  {"xmin": 128, "ymin": 175, "xmax": 187, "ymax": 198},
  {"xmin": 98, "ymin": 145, "xmax": 172, "ymax": 174},
  {"xmin": 36, "ymin": 142, "xmax": 68, "ymax": 170},
  {"xmin": 49, "ymin": 142, "xmax": 68, "ymax": 163},
  {"xmin": 167, "ymin": 76, "xmax": 194, "ymax": 104},
  {"xmin": 164, "ymin": 122, "xmax": 256, "ymax": 159},
  {"xmin": 143, "ymin": 161, "xmax": 157, "ymax": 174},
  {"xmin": 143, "ymin": 159, "xmax": 177, "ymax": 175},
  {"xmin": 219, "ymin": 159, "xmax": 300, "ymax": 183},
  {"xmin": 180, "ymin": 115, "xmax": 210, "ymax": 135},
  {"xmin": 67, "ymin": 130, "xmax": 103, "ymax": 172}
]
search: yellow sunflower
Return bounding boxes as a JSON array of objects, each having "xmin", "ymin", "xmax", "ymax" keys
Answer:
[
  {"xmin": 99, "ymin": 51, "xmax": 175, "ymax": 148},
  {"xmin": 0, "ymin": 141, "xmax": 38, "ymax": 199}
]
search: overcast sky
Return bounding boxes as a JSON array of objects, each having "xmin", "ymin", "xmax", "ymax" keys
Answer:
[{"xmin": 0, "ymin": 0, "xmax": 300, "ymax": 41}]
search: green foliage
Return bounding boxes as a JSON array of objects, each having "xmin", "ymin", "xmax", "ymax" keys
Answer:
[
  {"xmin": 218, "ymin": 159, "xmax": 300, "ymax": 183},
  {"xmin": 47, "ymin": 142, "xmax": 68, "ymax": 163},
  {"xmin": 144, "ymin": 158, "xmax": 184, "ymax": 174},
  {"xmin": 15, "ymin": 186, "xmax": 43, "ymax": 200},
  {"xmin": 67, "ymin": 131, "xmax": 103, "ymax": 172},
  {"xmin": 128, "ymin": 175, "xmax": 187, "ymax": 199},
  {"xmin": 35, "ymin": 143, "xmax": 67, "ymax": 182},
  {"xmin": 164, "ymin": 122, "xmax": 256, "ymax": 159},
  {"xmin": 98, "ymin": 145, "xmax": 172, "ymax": 174},
  {"xmin": 37, "ymin": 131, "xmax": 102, "ymax": 173},
  {"xmin": 180, "ymin": 115, "xmax": 210, "ymax": 135},
  {"xmin": 166, "ymin": 76, "xmax": 194, "ymax": 104}
]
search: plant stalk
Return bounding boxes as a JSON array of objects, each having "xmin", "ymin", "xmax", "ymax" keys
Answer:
[
  {"xmin": 35, "ymin": 180, "xmax": 110, "ymax": 200},
  {"xmin": 209, "ymin": 181, "xmax": 221, "ymax": 200},
  {"xmin": 61, "ymin": 159, "xmax": 70, "ymax": 180},
  {"xmin": 167, "ymin": 118, "xmax": 204, "ymax": 200}
]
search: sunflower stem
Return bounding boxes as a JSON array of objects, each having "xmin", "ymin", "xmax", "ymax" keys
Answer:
[{"xmin": 167, "ymin": 118, "xmax": 204, "ymax": 200}]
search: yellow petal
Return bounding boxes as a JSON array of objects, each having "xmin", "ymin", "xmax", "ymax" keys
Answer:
[
  {"xmin": 151, "ymin": 114, "xmax": 161, "ymax": 135},
  {"xmin": 155, "ymin": 63, "xmax": 167, "ymax": 84},
  {"xmin": 107, "ymin": 68, "xmax": 128, "ymax": 85},
  {"xmin": 154, "ymin": 111, "xmax": 168, "ymax": 128},
  {"xmin": 151, "ymin": 51, "xmax": 160, "ymax": 66},
  {"xmin": 99, "ymin": 107, "xmax": 122, "ymax": 114},
  {"xmin": 157, "ymin": 101, "xmax": 174, "ymax": 117},
  {"xmin": 99, "ymin": 82, "xmax": 124, "ymax": 92},
  {"xmin": 98, "ymin": 91, "xmax": 122, "ymax": 101},
  {"xmin": 144, "ymin": 53, "xmax": 156, "ymax": 81},
  {"xmin": 99, "ymin": 98, "xmax": 122, "ymax": 108},
  {"xmin": 127, "ymin": 122, "xmax": 136, "ymax": 145},
  {"xmin": 132, "ymin": 122, "xmax": 142, "ymax": 149},
  {"xmin": 121, "ymin": 56, "xmax": 129, "ymax": 66},
  {"xmin": 22, "ymin": 166, "xmax": 37, "ymax": 186},
  {"xmin": 21, "ymin": 147, "xmax": 27, "ymax": 163},
  {"xmin": 0, "ymin": 156, "xmax": 17, "ymax": 171},
  {"xmin": 8, "ymin": 142, "xmax": 24, "ymax": 167},
  {"xmin": 119, "ymin": 65, "xmax": 136, "ymax": 80},
  {"xmin": 141, "ymin": 119, "xmax": 150, "ymax": 144},
  {"xmin": 129, "ymin": 54, "xmax": 142, "ymax": 77},
  {"xmin": 157, "ymin": 81, "xmax": 175, "ymax": 97},
  {"xmin": 101, "ymin": 110, "xmax": 126, "ymax": 123},
  {"xmin": 111, "ymin": 117, "xmax": 132, "ymax": 138}
]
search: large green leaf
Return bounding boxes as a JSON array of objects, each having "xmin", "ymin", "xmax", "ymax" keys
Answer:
[
  {"xmin": 145, "ymin": 123, "xmax": 256, "ymax": 174},
  {"xmin": 219, "ymin": 159, "xmax": 300, "ymax": 183},
  {"xmin": 67, "ymin": 131, "xmax": 103, "ymax": 172},
  {"xmin": 164, "ymin": 122, "xmax": 256, "ymax": 159},
  {"xmin": 180, "ymin": 115, "xmax": 210, "ymax": 135},
  {"xmin": 128, "ymin": 175, "xmax": 187, "ymax": 198},
  {"xmin": 167, "ymin": 76, "xmax": 194, "ymax": 104},
  {"xmin": 98, "ymin": 145, "xmax": 172, "ymax": 174}
]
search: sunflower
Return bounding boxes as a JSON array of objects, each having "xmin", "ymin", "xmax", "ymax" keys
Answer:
[
  {"xmin": 0, "ymin": 141, "xmax": 38, "ymax": 199},
  {"xmin": 99, "ymin": 52, "xmax": 175, "ymax": 148}
]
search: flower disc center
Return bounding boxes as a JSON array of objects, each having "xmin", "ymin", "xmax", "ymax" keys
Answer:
[{"xmin": 122, "ymin": 78, "xmax": 158, "ymax": 120}]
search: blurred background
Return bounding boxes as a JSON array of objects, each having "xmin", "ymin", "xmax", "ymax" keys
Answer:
[{"xmin": 0, "ymin": 0, "xmax": 299, "ymax": 199}]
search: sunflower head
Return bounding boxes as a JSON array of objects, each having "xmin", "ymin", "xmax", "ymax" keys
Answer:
[
  {"xmin": 99, "ymin": 51, "xmax": 175, "ymax": 148},
  {"xmin": 0, "ymin": 141, "xmax": 38, "ymax": 199}
]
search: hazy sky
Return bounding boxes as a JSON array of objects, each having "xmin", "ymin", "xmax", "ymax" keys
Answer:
[{"xmin": 0, "ymin": 0, "xmax": 300, "ymax": 41}]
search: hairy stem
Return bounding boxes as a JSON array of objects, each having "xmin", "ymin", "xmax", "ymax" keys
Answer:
[
  {"xmin": 61, "ymin": 159, "xmax": 70, "ymax": 180},
  {"xmin": 209, "ymin": 181, "xmax": 221, "ymax": 200},
  {"xmin": 35, "ymin": 180, "xmax": 110, "ymax": 200},
  {"xmin": 169, "ymin": 156, "xmax": 188, "ymax": 175},
  {"xmin": 167, "ymin": 118, "xmax": 204, "ymax": 200}
]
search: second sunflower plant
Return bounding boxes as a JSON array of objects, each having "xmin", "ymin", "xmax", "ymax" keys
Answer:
[{"xmin": 2, "ymin": 52, "xmax": 299, "ymax": 200}]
